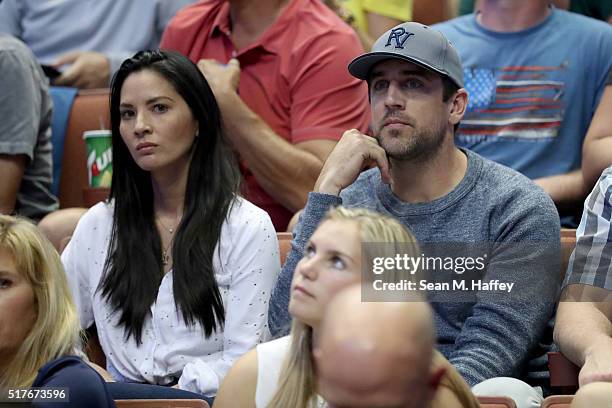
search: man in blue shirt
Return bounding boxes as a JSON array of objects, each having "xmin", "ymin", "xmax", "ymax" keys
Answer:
[
  {"xmin": 435, "ymin": 0, "xmax": 612, "ymax": 226},
  {"xmin": 0, "ymin": 0, "xmax": 194, "ymax": 88}
]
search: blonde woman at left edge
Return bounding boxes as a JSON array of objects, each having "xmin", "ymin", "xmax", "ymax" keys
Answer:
[{"xmin": 0, "ymin": 215, "xmax": 113, "ymax": 407}]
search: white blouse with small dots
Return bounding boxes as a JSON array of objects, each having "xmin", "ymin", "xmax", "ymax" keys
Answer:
[{"xmin": 61, "ymin": 198, "xmax": 280, "ymax": 396}]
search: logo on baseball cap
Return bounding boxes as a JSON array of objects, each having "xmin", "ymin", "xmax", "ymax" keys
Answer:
[{"xmin": 348, "ymin": 22, "xmax": 464, "ymax": 89}]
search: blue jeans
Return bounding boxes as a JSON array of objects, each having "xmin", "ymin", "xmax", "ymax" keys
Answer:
[{"xmin": 106, "ymin": 360, "xmax": 215, "ymax": 405}]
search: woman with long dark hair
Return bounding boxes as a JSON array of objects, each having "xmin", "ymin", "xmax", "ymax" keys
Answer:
[{"xmin": 61, "ymin": 50, "xmax": 280, "ymax": 397}]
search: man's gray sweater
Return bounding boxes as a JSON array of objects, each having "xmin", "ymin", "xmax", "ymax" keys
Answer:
[{"xmin": 268, "ymin": 149, "xmax": 561, "ymax": 386}]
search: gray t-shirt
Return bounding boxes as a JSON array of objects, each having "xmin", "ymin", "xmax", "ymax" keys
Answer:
[
  {"xmin": 268, "ymin": 149, "xmax": 561, "ymax": 386},
  {"xmin": 0, "ymin": 34, "xmax": 57, "ymax": 220}
]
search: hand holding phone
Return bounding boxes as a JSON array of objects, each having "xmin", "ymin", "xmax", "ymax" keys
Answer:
[{"xmin": 41, "ymin": 64, "xmax": 61, "ymax": 79}]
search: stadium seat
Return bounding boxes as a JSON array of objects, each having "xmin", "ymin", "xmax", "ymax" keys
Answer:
[
  {"xmin": 85, "ymin": 326, "xmax": 106, "ymax": 368},
  {"xmin": 413, "ymin": 0, "xmax": 450, "ymax": 25},
  {"xmin": 277, "ymin": 232, "xmax": 292, "ymax": 265},
  {"xmin": 58, "ymin": 89, "xmax": 110, "ymax": 208},
  {"xmin": 560, "ymin": 228, "xmax": 576, "ymax": 281},
  {"xmin": 477, "ymin": 396, "xmax": 517, "ymax": 407},
  {"xmin": 548, "ymin": 352, "xmax": 579, "ymax": 388},
  {"xmin": 540, "ymin": 395, "xmax": 573, "ymax": 408},
  {"xmin": 550, "ymin": 229, "xmax": 579, "ymax": 393},
  {"xmin": 115, "ymin": 399, "xmax": 209, "ymax": 408}
]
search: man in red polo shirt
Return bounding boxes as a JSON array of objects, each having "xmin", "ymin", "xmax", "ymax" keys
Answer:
[{"xmin": 160, "ymin": 0, "xmax": 369, "ymax": 230}]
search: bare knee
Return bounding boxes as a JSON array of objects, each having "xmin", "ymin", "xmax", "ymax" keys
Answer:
[
  {"xmin": 572, "ymin": 382, "xmax": 612, "ymax": 408},
  {"xmin": 38, "ymin": 208, "xmax": 87, "ymax": 252}
]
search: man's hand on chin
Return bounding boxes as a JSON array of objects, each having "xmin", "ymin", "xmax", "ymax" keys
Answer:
[{"xmin": 315, "ymin": 129, "xmax": 390, "ymax": 196}]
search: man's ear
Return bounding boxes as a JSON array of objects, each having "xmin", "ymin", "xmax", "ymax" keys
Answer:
[
  {"xmin": 428, "ymin": 366, "xmax": 446, "ymax": 391},
  {"xmin": 449, "ymin": 88, "xmax": 468, "ymax": 127}
]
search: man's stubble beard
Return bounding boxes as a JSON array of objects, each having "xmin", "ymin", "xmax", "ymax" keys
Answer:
[{"xmin": 375, "ymin": 119, "xmax": 447, "ymax": 164}]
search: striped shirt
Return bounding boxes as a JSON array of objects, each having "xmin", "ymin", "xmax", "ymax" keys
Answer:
[{"xmin": 564, "ymin": 166, "xmax": 612, "ymax": 290}]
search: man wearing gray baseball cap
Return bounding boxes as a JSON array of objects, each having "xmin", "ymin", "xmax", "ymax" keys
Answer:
[
  {"xmin": 269, "ymin": 21, "xmax": 561, "ymax": 398},
  {"xmin": 348, "ymin": 21, "xmax": 464, "ymax": 90}
]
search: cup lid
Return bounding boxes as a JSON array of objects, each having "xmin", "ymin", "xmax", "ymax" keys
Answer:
[{"xmin": 83, "ymin": 129, "xmax": 112, "ymax": 139}]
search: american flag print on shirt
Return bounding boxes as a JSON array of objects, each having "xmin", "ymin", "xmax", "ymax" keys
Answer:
[{"xmin": 458, "ymin": 65, "xmax": 566, "ymax": 142}]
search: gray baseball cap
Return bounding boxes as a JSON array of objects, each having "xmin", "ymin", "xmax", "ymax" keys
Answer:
[{"xmin": 348, "ymin": 22, "xmax": 464, "ymax": 88}]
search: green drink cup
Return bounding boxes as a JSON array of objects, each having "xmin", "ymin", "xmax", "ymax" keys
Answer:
[{"xmin": 83, "ymin": 130, "xmax": 113, "ymax": 187}]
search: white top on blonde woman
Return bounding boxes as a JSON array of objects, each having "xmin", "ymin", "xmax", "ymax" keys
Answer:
[{"xmin": 256, "ymin": 335, "xmax": 327, "ymax": 408}]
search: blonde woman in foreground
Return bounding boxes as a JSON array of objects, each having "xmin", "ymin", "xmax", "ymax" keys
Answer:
[
  {"xmin": 0, "ymin": 215, "xmax": 113, "ymax": 407},
  {"xmin": 214, "ymin": 206, "xmax": 479, "ymax": 408}
]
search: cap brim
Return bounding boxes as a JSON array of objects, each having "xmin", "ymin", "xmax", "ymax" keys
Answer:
[{"xmin": 348, "ymin": 52, "xmax": 450, "ymax": 82}]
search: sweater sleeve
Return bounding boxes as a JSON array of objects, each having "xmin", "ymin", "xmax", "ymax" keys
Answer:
[
  {"xmin": 267, "ymin": 192, "xmax": 342, "ymax": 337},
  {"xmin": 449, "ymin": 193, "xmax": 561, "ymax": 385}
]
